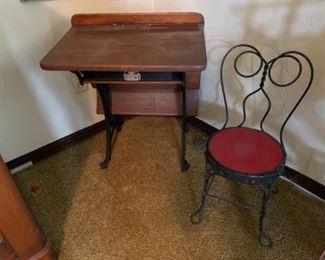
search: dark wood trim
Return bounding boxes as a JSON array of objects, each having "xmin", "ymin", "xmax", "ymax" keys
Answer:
[
  {"xmin": 283, "ymin": 167, "xmax": 325, "ymax": 200},
  {"xmin": 188, "ymin": 117, "xmax": 325, "ymax": 201},
  {"xmin": 6, "ymin": 120, "xmax": 106, "ymax": 169},
  {"xmin": 5, "ymin": 116, "xmax": 324, "ymax": 201},
  {"xmin": 187, "ymin": 117, "xmax": 216, "ymax": 135},
  {"xmin": 71, "ymin": 12, "xmax": 204, "ymax": 27}
]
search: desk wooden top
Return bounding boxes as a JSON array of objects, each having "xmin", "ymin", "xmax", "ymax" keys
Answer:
[{"xmin": 40, "ymin": 13, "xmax": 207, "ymax": 72}]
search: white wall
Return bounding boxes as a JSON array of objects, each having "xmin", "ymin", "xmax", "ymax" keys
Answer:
[
  {"xmin": 0, "ymin": 0, "xmax": 154, "ymax": 161},
  {"xmin": 0, "ymin": 0, "xmax": 324, "ymax": 185}
]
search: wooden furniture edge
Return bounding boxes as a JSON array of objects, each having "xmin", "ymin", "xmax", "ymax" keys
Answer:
[
  {"xmin": 71, "ymin": 12, "xmax": 204, "ymax": 26},
  {"xmin": 0, "ymin": 156, "xmax": 57, "ymax": 259},
  {"xmin": 29, "ymin": 239, "xmax": 57, "ymax": 260}
]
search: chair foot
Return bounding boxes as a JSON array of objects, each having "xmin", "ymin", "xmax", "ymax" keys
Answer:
[
  {"xmin": 259, "ymin": 232, "xmax": 273, "ymax": 248},
  {"xmin": 99, "ymin": 159, "xmax": 109, "ymax": 169},
  {"xmin": 190, "ymin": 208, "xmax": 204, "ymax": 224},
  {"xmin": 181, "ymin": 160, "xmax": 190, "ymax": 172}
]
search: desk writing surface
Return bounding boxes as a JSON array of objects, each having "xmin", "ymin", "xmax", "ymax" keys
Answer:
[
  {"xmin": 41, "ymin": 25, "xmax": 206, "ymax": 72},
  {"xmin": 40, "ymin": 13, "xmax": 207, "ymax": 116}
]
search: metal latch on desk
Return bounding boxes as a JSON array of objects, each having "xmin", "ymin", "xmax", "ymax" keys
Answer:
[{"xmin": 123, "ymin": 72, "xmax": 141, "ymax": 81}]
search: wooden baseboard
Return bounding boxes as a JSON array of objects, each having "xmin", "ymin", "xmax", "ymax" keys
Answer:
[
  {"xmin": 187, "ymin": 117, "xmax": 217, "ymax": 135},
  {"xmin": 5, "ymin": 116, "xmax": 325, "ymax": 201},
  {"xmin": 188, "ymin": 117, "xmax": 325, "ymax": 201},
  {"xmin": 6, "ymin": 121, "xmax": 106, "ymax": 169},
  {"xmin": 282, "ymin": 167, "xmax": 325, "ymax": 200}
]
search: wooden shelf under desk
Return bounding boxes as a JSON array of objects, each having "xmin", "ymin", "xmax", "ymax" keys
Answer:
[{"xmin": 83, "ymin": 71, "xmax": 183, "ymax": 85}]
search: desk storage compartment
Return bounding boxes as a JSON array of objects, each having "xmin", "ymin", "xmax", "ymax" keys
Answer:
[
  {"xmin": 95, "ymin": 72, "xmax": 201, "ymax": 115},
  {"xmin": 83, "ymin": 72, "xmax": 200, "ymax": 88},
  {"xmin": 97, "ymin": 87, "xmax": 199, "ymax": 116}
]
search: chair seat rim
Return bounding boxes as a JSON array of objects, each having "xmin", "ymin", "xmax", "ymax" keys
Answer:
[
  {"xmin": 206, "ymin": 126, "xmax": 287, "ymax": 180},
  {"xmin": 206, "ymin": 151, "xmax": 285, "ymax": 184}
]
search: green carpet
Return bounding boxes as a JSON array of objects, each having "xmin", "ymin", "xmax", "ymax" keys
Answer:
[{"xmin": 14, "ymin": 117, "xmax": 325, "ymax": 259}]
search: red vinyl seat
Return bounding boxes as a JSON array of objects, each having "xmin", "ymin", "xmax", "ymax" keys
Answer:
[{"xmin": 208, "ymin": 127, "xmax": 285, "ymax": 175}]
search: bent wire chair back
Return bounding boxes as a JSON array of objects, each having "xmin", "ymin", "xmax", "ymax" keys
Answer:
[{"xmin": 219, "ymin": 44, "xmax": 314, "ymax": 148}]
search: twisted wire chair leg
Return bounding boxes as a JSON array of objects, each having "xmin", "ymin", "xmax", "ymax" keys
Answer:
[
  {"xmin": 258, "ymin": 184, "xmax": 273, "ymax": 247},
  {"xmin": 190, "ymin": 165, "xmax": 215, "ymax": 224}
]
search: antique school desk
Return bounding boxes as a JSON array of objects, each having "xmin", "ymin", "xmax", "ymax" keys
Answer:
[{"xmin": 40, "ymin": 13, "xmax": 207, "ymax": 171}]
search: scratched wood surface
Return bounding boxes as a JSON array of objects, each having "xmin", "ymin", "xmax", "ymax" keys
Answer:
[
  {"xmin": 40, "ymin": 13, "xmax": 206, "ymax": 72},
  {"xmin": 40, "ymin": 13, "xmax": 207, "ymax": 116}
]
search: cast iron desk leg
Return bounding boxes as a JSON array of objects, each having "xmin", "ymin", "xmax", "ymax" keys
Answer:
[
  {"xmin": 181, "ymin": 76, "xmax": 190, "ymax": 172},
  {"xmin": 96, "ymin": 84, "xmax": 123, "ymax": 169}
]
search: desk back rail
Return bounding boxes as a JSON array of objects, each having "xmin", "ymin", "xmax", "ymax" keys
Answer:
[{"xmin": 71, "ymin": 12, "xmax": 204, "ymax": 27}]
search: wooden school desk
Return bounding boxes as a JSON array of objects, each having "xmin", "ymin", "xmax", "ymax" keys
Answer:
[{"xmin": 40, "ymin": 12, "xmax": 207, "ymax": 171}]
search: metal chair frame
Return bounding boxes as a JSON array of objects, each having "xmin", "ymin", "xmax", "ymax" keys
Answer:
[{"xmin": 190, "ymin": 44, "xmax": 313, "ymax": 247}]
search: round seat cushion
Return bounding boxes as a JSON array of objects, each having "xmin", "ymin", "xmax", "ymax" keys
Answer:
[{"xmin": 207, "ymin": 127, "xmax": 285, "ymax": 175}]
